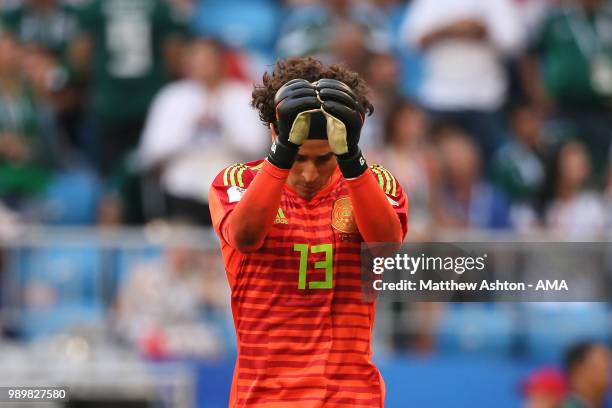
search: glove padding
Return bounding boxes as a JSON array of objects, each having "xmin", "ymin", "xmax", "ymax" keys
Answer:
[
  {"xmin": 314, "ymin": 79, "xmax": 368, "ymax": 178},
  {"xmin": 269, "ymin": 79, "xmax": 321, "ymax": 169}
]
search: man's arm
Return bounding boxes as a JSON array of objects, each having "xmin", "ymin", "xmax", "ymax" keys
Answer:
[
  {"xmin": 483, "ymin": 0, "xmax": 525, "ymax": 55},
  {"xmin": 158, "ymin": 0, "xmax": 188, "ymax": 78},
  {"xmin": 402, "ymin": 0, "xmax": 485, "ymax": 49},
  {"xmin": 68, "ymin": 34, "xmax": 92, "ymax": 77},
  {"xmin": 68, "ymin": 0, "xmax": 97, "ymax": 78},
  {"xmin": 419, "ymin": 20, "xmax": 487, "ymax": 48},
  {"xmin": 520, "ymin": 52, "xmax": 555, "ymax": 113},
  {"xmin": 315, "ymin": 79, "xmax": 408, "ymax": 243},
  {"xmin": 346, "ymin": 171, "xmax": 406, "ymax": 243},
  {"xmin": 209, "ymin": 161, "xmax": 288, "ymax": 253},
  {"xmin": 210, "ymin": 79, "xmax": 321, "ymax": 253}
]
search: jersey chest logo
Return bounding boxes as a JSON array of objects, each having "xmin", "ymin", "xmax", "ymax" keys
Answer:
[
  {"xmin": 331, "ymin": 197, "xmax": 357, "ymax": 234},
  {"xmin": 274, "ymin": 207, "xmax": 288, "ymax": 224}
]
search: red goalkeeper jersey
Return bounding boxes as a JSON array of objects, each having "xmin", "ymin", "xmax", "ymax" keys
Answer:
[{"xmin": 209, "ymin": 159, "xmax": 408, "ymax": 408}]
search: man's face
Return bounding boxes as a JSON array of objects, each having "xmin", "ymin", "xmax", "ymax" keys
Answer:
[
  {"xmin": 581, "ymin": 0, "xmax": 602, "ymax": 12},
  {"xmin": 185, "ymin": 41, "xmax": 223, "ymax": 85},
  {"xmin": 287, "ymin": 140, "xmax": 337, "ymax": 201},
  {"xmin": 0, "ymin": 35, "xmax": 20, "ymax": 72},
  {"xmin": 524, "ymin": 393, "xmax": 562, "ymax": 408},
  {"xmin": 582, "ymin": 346, "xmax": 611, "ymax": 392}
]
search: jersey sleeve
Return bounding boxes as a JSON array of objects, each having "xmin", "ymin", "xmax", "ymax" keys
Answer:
[
  {"xmin": 369, "ymin": 164, "xmax": 409, "ymax": 239},
  {"xmin": 208, "ymin": 162, "xmax": 261, "ymax": 243}
]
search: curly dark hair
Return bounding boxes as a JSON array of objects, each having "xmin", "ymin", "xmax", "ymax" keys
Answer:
[{"xmin": 251, "ymin": 57, "xmax": 374, "ymax": 127}]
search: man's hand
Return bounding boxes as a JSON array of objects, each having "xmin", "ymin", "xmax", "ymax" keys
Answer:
[
  {"xmin": 315, "ymin": 79, "xmax": 368, "ymax": 178},
  {"xmin": 269, "ymin": 79, "xmax": 321, "ymax": 169}
]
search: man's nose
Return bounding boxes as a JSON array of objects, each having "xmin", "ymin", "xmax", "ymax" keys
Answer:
[{"xmin": 302, "ymin": 162, "xmax": 318, "ymax": 183}]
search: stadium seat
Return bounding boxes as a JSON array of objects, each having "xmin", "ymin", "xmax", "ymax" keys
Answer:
[
  {"xmin": 389, "ymin": 3, "xmax": 424, "ymax": 98},
  {"xmin": 112, "ymin": 246, "xmax": 163, "ymax": 294},
  {"xmin": 7, "ymin": 246, "xmax": 105, "ymax": 340},
  {"xmin": 520, "ymin": 303, "xmax": 611, "ymax": 363},
  {"xmin": 43, "ymin": 170, "xmax": 102, "ymax": 225},
  {"xmin": 192, "ymin": 0, "xmax": 280, "ymax": 54},
  {"xmin": 436, "ymin": 303, "xmax": 516, "ymax": 356},
  {"xmin": 376, "ymin": 354, "xmax": 528, "ymax": 408}
]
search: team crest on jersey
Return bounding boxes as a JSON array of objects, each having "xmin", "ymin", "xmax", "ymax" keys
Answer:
[{"xmin": 331, "ymin": 197, "xmax": 357, "ymax": 234}]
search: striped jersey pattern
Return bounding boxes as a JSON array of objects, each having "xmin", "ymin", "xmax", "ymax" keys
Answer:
[{"xmin": 210, "ymin": 160, "xmax": 408, "ymax": 408}]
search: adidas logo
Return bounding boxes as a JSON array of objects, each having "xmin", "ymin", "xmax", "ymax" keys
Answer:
[{"xmin": 274, "ymin": 207, "xmax": 288, "ymax": 224}]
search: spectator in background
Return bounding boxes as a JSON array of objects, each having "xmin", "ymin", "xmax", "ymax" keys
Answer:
[
  {"xmin": 277, "ymin": 0, "xmax": 392, "ymax": 70},
  {"xmin": 139, "ymin": 39, "xmax": 266, "ymax": 225},
  {"xmin": 490, "ymin": 103, "xmax": 548, "ymax": 230},
  {"xmin": 1, "ymin": 0, "xmax": 78, "ymax": 57},
  {"xmin": 561, "ymin": 342, "xmax": 610, "ymax": 408},
  {"xmin": 0, "ymin": 32, "xmax": 55, "ymax": 218},
  {"xmin": 0, "ymin": 0, "xmax": 20, "ymax": 13},
  {"xmin": 328, "ymin": 17, "xmax": 371, "ymax": 73},
  {"xmin": 371, "ymin": 99, "xmax": 438, "ymax": 238},
  {"xmin": 492, "ymin": 103, "xmax": 547, "ymax": 203},
  {"xmin": 20, "ymin": 44, "xmax": 79, "ymax": 156},
  {"xmin": 522, "ymin": 0, "xmax": 612, "ymax": 183},
  {"xmin": 513, "ymin": 0, "xmax": 554, "ymax": 40},
  {"xmin": 544, "ymin": 141, "xmax": 606, "ymax": 237},
  {"xmin": 325, "ymin": 18, "xmax": 399, "ymax": 149},
  {"xmin": 521, "ymin": 367, "xmax": 567, "ymax": 408},
  {"xmin": 435, "ymin": 126, "xmax": 512, "ymax": 230},
  {"xmin": 401, "ymin": 0, "xmax": 525, "ymax": 161},
  {"xmin": 70, "ymin": 0, "xmax": 186, "ymax": 177},
  {"xmin": 0, "ymin": 200, "xmax": 22, "ymax": 240},
  {"xmin": 360, "ymin": 52, "xmax": 401, "ymax": 149},
  {"xmin": 1, "ymin": 0, "xmax": 87, "ymax": 154},
  {"xmin": 607, "ymin": 149, "xmax": 612, "ymax": 231},
  {"xmin": 114, "ymin": 240, "xmax": 229, "ymax": 358}
]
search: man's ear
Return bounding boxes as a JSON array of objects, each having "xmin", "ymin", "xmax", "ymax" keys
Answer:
[{"xmin": 269, "ymin": 123, "xmax": 277, "ymax": 143}]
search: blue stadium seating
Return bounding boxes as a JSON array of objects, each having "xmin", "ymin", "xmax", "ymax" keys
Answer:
[
  {"xmin": 436, "ymin": 303, "xmax": 516, "ymax": 356},
  {"xmin": 192, "ymin": 0, "xmax": 281, "ymax": 55},
  {"xmin": 111, "ymin": 246, "xmax": 163, "ymax": 294},
  {"xmin": 388, "ymin": 3, "xmax": 424, "ymax": 99},
  {"xmin": 44, "ymin": 170, "xmax": 102, "ymax": 225},
  {"xmin": 520, "ymin": 303, "xmax": 611, "ymax": 363},
  {"xmin": 7, "ymin": 246, "xmax": 104, "ymax": 340}
]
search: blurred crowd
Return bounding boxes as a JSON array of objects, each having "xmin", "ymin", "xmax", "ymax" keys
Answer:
[
  {"xmin": 0, "ymin": 0, "xmax": 610, "ymax": 237},
  {"xmin": 0, "ymin": 4, "xmax": 611, "ymax": 405},
  {"xmin": 520, "ymin": 342, "xmax": 610, "ymax": 408}
]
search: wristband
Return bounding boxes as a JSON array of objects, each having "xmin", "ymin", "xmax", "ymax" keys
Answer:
[
  {"xmin": 267, "ymin": 138, "xmax": 299, "ymax": 170},
  {"xmin": 336, "ymin": 149, "xmax": 368, "ymax": 179}
]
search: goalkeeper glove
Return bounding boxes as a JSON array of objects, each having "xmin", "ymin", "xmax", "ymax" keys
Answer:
[
  {"xmin": 269, "ymin": 79, "xmax": 321, "ymax": 169},
  {"xmin": 314, "ymin": 79, "xmax": 368, "ymax": 178}
]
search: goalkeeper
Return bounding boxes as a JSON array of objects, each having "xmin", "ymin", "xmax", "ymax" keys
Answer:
[{"xmin": 209, "ymin": 57, "xmax": 408, "ymax": 408}]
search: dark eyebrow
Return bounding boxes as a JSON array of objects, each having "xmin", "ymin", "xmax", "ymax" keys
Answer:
[
  {"xmin": 316, "ymin": 153, "xmax": 334, "ymax": 161},
  {"xmin": 295, "ymin": 153, "xmax": 334, "ymax": 161}
]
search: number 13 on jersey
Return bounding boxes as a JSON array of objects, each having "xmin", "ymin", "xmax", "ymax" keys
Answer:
[{"xmin": 293, "ymin": 243, "xmax": 333, "ymax": 290}]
